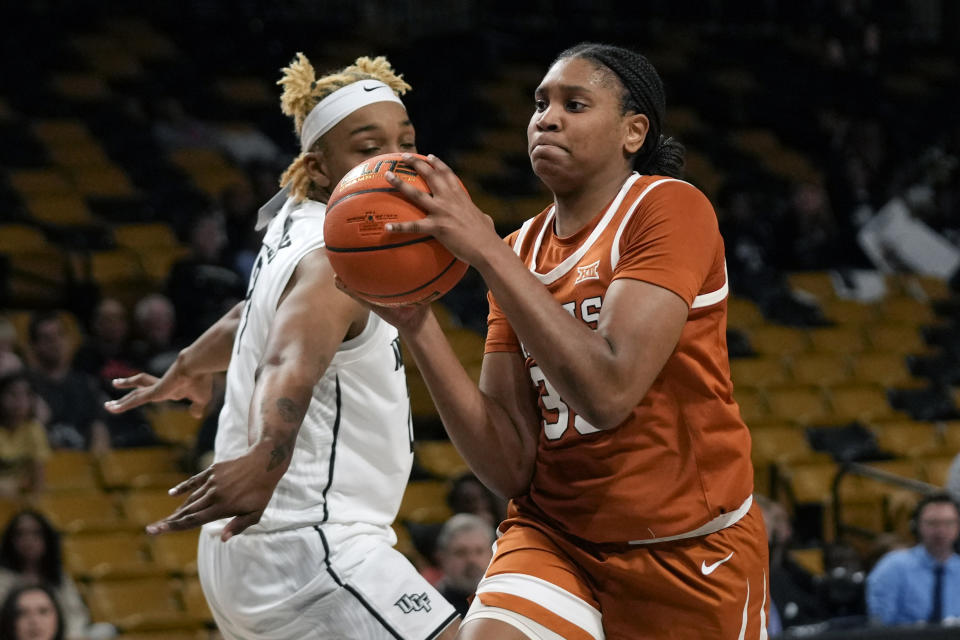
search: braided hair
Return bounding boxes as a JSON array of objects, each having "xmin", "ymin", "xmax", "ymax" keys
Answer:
[
  {"xmin": 555, "ymin": 43, "xmax": 684, "ymax": 179},
  {"xmin": 277, "ymin": 53, "xmax": 411, "ymax": 201}
]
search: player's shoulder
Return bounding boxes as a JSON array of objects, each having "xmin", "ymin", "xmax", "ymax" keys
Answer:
[
  {"xmin": 625, "ymin": 174, "xmax": 717, "ymax": 228},
  {"xmin": 628, "ymin": 174, "xmax": 711, "ymax": 207},
  {"xmin": 504, "ymin": 203, "xmax": 554, "ymax": 249}
]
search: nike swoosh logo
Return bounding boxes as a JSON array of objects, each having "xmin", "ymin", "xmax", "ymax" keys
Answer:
[
  {"xmin": 701, "ymin": 551, "xmax": 734, "ymax": 575},
  {"xmin": 362, "ymin": 85, "xmax": 381, "ymax": 92}
]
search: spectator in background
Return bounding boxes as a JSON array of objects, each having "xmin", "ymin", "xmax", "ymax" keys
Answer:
[
  {"xmin": 130, "ymin": 294, "xmax": 180, "ymax": 377},
  {"xmin": 73, "ymin": 300, "xmax": 158, "ymax": 449},
  {"xmin": 218, "ymin": 182, "xmax": 261, "ymax": 279},
  {"xmin": 0, "ymin": 511, "xmax": 91, "ymax": 639},
  {"xmin": 0, "ymin": 317, "xmax": 24, "ymax": 376},
  {"xmin": 446, "ymin": 472, "xmax": 505, "ymax": 528},
  {"xmin": 0, "ymin": 583, "xmax": 64, "ymax": 640},
  {"xmin": 27, "ymin": 312, "xmax": 108, "ymax": 452},
  {"xmin": 72, "ymin": 299, "xmax": 139, "ymax": 391},
  {"xmin": 166, "ymin": 211, "xmax": 245, "ymax": 342},
  {"xmin": 947, "ymin": 451, "xmax": 960, "ymax": 507},
  {"xmin": 866, "ymin": 493, "xmax": 960, "ymax": 625},
  {"xmin": 757, "ymin": 494, "xmax": 827, "ymax": 634},
  {"xmin": 433, "ymin": 513, "xmax": 495, "ymax": 617},
  {"xmin": 0, "ymin": 374, "xmax": 48, "ymax": 498}
]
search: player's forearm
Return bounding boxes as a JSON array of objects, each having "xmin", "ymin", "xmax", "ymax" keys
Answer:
[
  {"xmin": 177, "ymin": 302, "xmax": 244, "ymax": 376},
  {"xmin": 473, "ymin": 242, "xmax": 631, "ymax": 429},
  {"xmin": 246, "ymin": 360, "xmax": 317, "ymax": 480},
  {"xmin": 402, "ymin": 313, "xmax": 536, "ymax": 498}
]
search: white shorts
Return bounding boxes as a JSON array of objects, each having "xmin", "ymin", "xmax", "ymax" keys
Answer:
[{"xmin": 197, "ymin": 523, "xmax": 458, "ymax": 640}]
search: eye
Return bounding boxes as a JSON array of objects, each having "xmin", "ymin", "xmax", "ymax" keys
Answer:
[
  {"xmin": 534, "ymin": 99, "xmax": 547, "ymax": 112},
  {"xmin": 400, "ymin": 141, "xmax": 416, "ymax": 150},
  {"xmin": 565, "ymin": 100, "xmax": 586, "ymax": 112},
  {"xmin": 358, "ymin": 146, "xmax": 381, "ymax": 156}
]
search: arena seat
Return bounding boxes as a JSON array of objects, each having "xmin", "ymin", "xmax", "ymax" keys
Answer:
[
  {"xmin": 765, "ymin": 385, "xmax": 831, "ymax": 425},
  {"xmin": 726, "ymin": 297, "xmax": 764, "ymax": 329},
  {"xmin": 786, "ymin": 271, "xmax": 836, "ymax": 301},
  {"xmin": 787, "ymin": 353, "xmax": 851, "ymax": 388},
  {"xmin": 123, "ymin": 490, "xmax": 186, "ymax": 529},
  {"xmin": 43, "ymin": 450, "xmax": 100, "ymax": 492},
  {"xmin": 180, "ymin": 576, "xmax": 214, "ymax": 624},
  {"xmin": 849, "ymin": 351, "xmax": 916, "ymax": 387},
  {"xmin": 820, "ymin": 298, "xmax": 880, "ymax": 326},
  {"xmin": 150, "ymin": 530, "xmax": 199, "ymax": 576},
  {"xmin": 398, "ymin": 481, "xmax": 452, "ymax": 524},
  {"xmin": 877, "ymin": 295, "xmax": 938, "ymax": 325},
  {"xmin": 38, "ymin": 491, "xmax": 130, "ymax": 534},
  {"xmin": 748, "ymin": 325, "xmax": 811, "ymax": 356},
  {"xmin": 828, "ymin": 384, "xmax": 905, "ymax": 423},
  {"xmin": 869, "ymin": 420, "xmax": 940, "ymax": 458},
  {"xmin": 865, "ymin": 323, "xmax": 929, "ymax": 355},
  {"xmin": 64, "ymin": 532, "xmax": 162, "ymax": 579},
  {"xmin": 146, "ymin": 406, "xmax": 203, "ymax": 446},
  {"xmin": 808, "ymin": 326, "xmax": 867, "ymax": 355},
  {"xmin": 415, "ymin": 440, "xmax": 469, "ymax": 480},
  {"xmin": 98, "ymin": 447, "xmax": 188, "ymax": 490},
  {"xmin": 85, "ymin": 576, "xmax": 201, "ymax": 632},
  {"xmin": 730, "ymin": 356, "xmax": 789, "ymax": 389},
  {"xmin": 24, "ymin": 193, "xmax": 97, "ymax": 225}
]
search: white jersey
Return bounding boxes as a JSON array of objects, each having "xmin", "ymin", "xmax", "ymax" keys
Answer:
[{"xmin": 204, "ymin": 197, "xmax": 414, "ymax": 536}]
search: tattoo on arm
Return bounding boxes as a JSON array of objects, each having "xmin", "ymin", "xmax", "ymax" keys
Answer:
[{"xmin": 264, "ymin": 397, "xmax": 303, "ymax": 471}]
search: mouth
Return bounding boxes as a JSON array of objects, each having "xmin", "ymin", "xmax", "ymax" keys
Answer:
[{"xmin": 530, "ymin": 138, "xmax": 567, "ymax": 153}]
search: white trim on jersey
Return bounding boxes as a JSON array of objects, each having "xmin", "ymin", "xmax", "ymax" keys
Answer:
[
  {"xmin": 527, "ymin": 173, "xmax": 642, "ymax": 285},
  {"xmin": 607, "ymin": 177, "xmax": 729, "ymax": 310},
  {"xmin": 627, "ymin": 494, "xmax": 752, "ymax": 545},
  {"xmin": 737, "ymin": 577, "xmax": 751, "ymax": 640},
  {"xmin": 513, "ymin": 217, "xmax": 538, "ymax": 257},
  {"xmin": 760, "ymin": 571, "xmax": 768, "ymax": 640},
  {"xmin": 691, "ymin": 262, "xmax": 729, "ymax": 309},
  {"xmin": 609, "ymin": 177, "xmax": 680, "ymax": 269},
  {"xmin": 475, "ymin": 573, "xmax": 604, "ymax": 640}
]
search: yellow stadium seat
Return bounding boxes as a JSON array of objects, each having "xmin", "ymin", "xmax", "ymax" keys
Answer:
[
  {"xmin": 9, "ymin": 169, "xmax": 74, "ymax": 197},
  {"xmin": 180, "ymin": 576, "xmax": 213, "ymax": 624},
  {"xmin": 189, "ymin": 167, "xmax": 248, "ymax": 199},
  {"xmin": 789, "ymin": 548, "xmax": 825, "ymax": 576},
  {"xmin": 25, "ymin": 194, "xmax": 96, "ymax": 225},
  {"xmin": 52, "ymin": 73, "xmax": 111, "ymax": 102},
  {"xmin": 0, "ymin": 224, "xmax": 52, "ymax": 253},
  {"xmin": 787, "ymin": 271, "xmax": 836, "ymax": 301},
  {"xmin": 168, "ymin": 148, "xmax": 229, "ymax": 172},
  {"xmin": 446, "ymin": 328, "xmax": 486, "ymax": 367},
  {"xmin": 788, "ymin": 353, "xmax": 851, "ymax": 388},
  {"xmin": 920, "ymin": 456, "xmax": 957, "ymax": 486},
  {"xmin": 398, "ymin": 480, "xmax": 451, "ymax": 524},
  {"xmin": 146, "ymin": 406, "xmax": 202, "ymax": 446},
  {"xmin": 216, "ymin": 77, "xmax": 273, "ymax": 105},
  {"xmin": 942, "ymin": 421, "xmax": 960, "ymax": 451},
  {"xmin": 86, "ymin": 576, "xmax": 199, "ymax": 632},
  {"xmin": 749, "ymin": 326, "xmax": 810, "ymax": 356},
  {"xmin": 734, "ymin": 387, "xmax": 769, "ymax": 425},
  {"xmin": 138, "ymin": 247, "xmax": 190, "ymax": 284},
  {"xmin": 730, "ymin": 356, "xmax": 788, "ymax": 389},
  {"xmin": 123, "ymin": 491, "xmax": 186, "ymax": 529},
  {"xmin": 766, "ymin": 385, "xmax": 830, "ymax": 425},
  {"xmin": 415, "ymin": 440, "xmax": 470, "ymax": 479},
  {"xmin": 48, "ymin": 144, "xmax": 111, "ymax": 167},
  {"xmin": 63, "ymin": 532, "xmax": 161, "ymax": 579},
  {"xmin": 870, "ymin": 420, "xmax": 940, "ymax": 458},
  {"xmin": 726, "ymin": 297, "xmax": 764, "ymax": 329},
  {"xmin": 38, "ymin": 492, "xmax": 129, "ymax": 534},
  {"xmin": 779, "ymin": 461, "xmax": 837, "ymax": 505},
  {"xmin": 838, "ymin": 497, "xmax": 886, "ymax": 534},
  {"xmin": 828, "ymin": 384, "xmax": 903, "ymax": 423},
  {"xmin": 0, "ymin": 499, "xmax": 24, "ymax": 531},
  {"xmin": 820, "ymin": 299, "xmax": 880, "ymax": 326},
  {"xmin": 113, "ymin": 223, "xmax": 180, "ymax": 250},
  {"xmin": 32, "ymin": 119, "xmax": 93, "ymax": 145},
  {"xmin": 406, "ymin": 370, "xmax": 438, "ymax": 420},
  {"xmin": 98, "ymin": 447, "xmax": 188, "ymax": 490},
  {"xmin": 877, "ymin": 296, "xmax": 937, "ymax": 325},
  {"xmin": 865, "ymin": 323, "xmax": 928, "ymax": 355},
  {"xmin": 808, "ymin": 326, "xmax": 867, "ymax": 355},
  {"xmin": 850, "ymin": 352, "xmax": 916, "ymax": 387},
  {"xmin": 44, "ymin": 450, "xmax": 99, "ymax": 491},
  {"xmin": 151, "ymin": 530, "xmax": 199, "ymax": 575},
  {"xmin": 69, "ymin": 166, "xmax": 138, "ymax": 198},
  {"xmin": 751, "ymin": 427, "xmax": 828, "ymax": 467}
]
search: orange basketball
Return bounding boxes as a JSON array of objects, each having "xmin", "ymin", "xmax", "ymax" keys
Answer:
[{"xmin": 323, "ymin": 152, "xmax": 468, "ymax": 306}]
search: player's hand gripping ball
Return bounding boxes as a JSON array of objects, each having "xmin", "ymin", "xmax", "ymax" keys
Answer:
[{"xmin": 324, "ymin": 153, "xmax": 468, "ymax": 306}]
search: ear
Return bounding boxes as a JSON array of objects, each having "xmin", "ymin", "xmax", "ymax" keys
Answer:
[
  {"xmin": 624, "ymin": 113, "xmax": 649, "ymax": 155},
  {"xmin": 303, "ymin": 150, "xmax": 332, "ymax": 190}
]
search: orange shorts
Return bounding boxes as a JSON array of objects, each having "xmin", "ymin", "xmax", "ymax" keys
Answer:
[{"xmin": 474, "ymin": 502, "xmax": 770, "ymax": 640}]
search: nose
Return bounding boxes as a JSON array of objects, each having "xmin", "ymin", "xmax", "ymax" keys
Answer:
[{"xmin": 534, "ymin": 105, "xmax": 560, "ymax": 132}]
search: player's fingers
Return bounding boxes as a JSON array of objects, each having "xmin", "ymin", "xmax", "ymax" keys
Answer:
[
  {"xmin": 111, "ymin": 373, "xmax": 158, "ymax": 389},
  {"xmin": 168, "ymin": 466, "xmax": 212, "ymax": 496},
  {"xmin": 220, "ymin": 511, "xmax": 262, "ymax": 542},
  {"xmin": 103, "ymin": 388, "xmax": 152, "ymax": 414},
  {"xmin": 384, "ymin": 171, "xmax": 435, "ymax": 209},
  {"xmin": 404, "ymin": 153, "xmax": 460, "ymax": 193},
  {"xmin": 147, "ymin": 505, "xmax": 222, "ymax": 534},
  {"xmin": 384, "ymin": 219, "xmax": 432, "ymax": 235}
]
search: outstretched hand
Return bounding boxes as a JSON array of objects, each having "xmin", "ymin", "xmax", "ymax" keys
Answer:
[
  {"xmin": 384, "ymin": 154, "xmax": 501, "ymax": 266},
  {"xmin": 105, "ymin": 363, "xmax": 213, "ymax": 418},
  {"xmin": 145, "ymin": 443, "xmax": 282, "ymax": 541}
]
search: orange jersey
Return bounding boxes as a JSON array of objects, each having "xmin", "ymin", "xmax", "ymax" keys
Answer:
[{"xmin": 485, "ymin": 173, "xmax": 754, "ymax": 544}]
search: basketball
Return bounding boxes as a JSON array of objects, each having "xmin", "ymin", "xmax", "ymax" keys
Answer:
[{"xmin": 324, "ymin": 152, "xmax": 468, "ymax": 306}]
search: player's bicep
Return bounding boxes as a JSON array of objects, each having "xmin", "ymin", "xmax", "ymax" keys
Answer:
[
  {"xmin": 598, "ymin": 278, "xmax": 688, "ymax": 400},
  {"xmin": 262, "ymin": 249, "xmax": 364, "ymax": 379}
]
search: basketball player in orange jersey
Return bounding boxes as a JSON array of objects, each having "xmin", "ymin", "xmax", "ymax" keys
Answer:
[
  {"xmin": 369, "ymin": 43, "xmax": 770, "ymax": 639},
  {"xmin": 105, "ymin": 54, "xmax": 458, "ymax": 640}
]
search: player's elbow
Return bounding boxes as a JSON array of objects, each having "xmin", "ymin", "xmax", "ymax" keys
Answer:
[{"xmin": 576, "ymin": 388, "xmax": 643, "ymax": 431}]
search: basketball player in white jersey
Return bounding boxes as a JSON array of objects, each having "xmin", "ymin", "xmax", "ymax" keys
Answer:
[{"xmin": 105, "ymin": 54, "xmax": 458, "ymax": 640}]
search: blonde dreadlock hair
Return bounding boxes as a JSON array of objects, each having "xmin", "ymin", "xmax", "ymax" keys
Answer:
[{"xmin": 278, "ymin": 53, "xmax": 412, "ymax": 201}]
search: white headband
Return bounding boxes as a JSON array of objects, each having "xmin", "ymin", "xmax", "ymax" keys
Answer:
[{"xmin": 299, "ymin": 80, "xmax": 405, "ymax": 151}]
